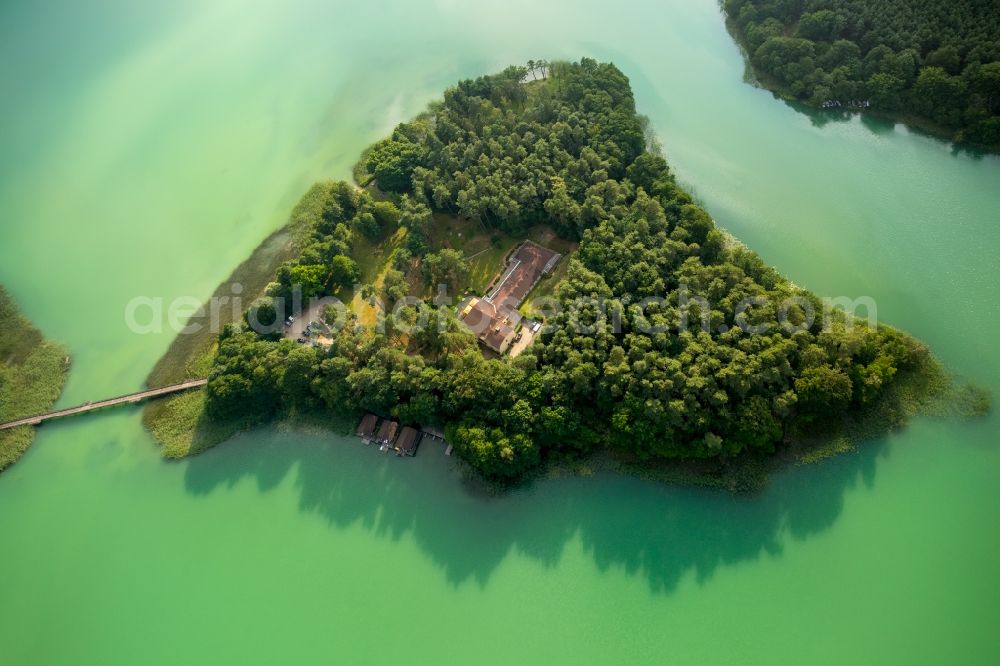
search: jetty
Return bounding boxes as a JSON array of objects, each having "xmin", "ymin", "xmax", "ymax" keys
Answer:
[{"xmin": 0, "ymin": 379, "xmax": 208, "ymax": 431}]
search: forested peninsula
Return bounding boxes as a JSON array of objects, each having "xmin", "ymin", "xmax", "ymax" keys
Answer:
[
  {"xmin": 146, "ymin": 59, "xmax": 968, "ymax": 488},
  {"xmin": 0, "ymin": 286, "xmax": 70, "ymax": 472},
  {"xmin": 725, "ymin": 0, "xmax": 1000, "ymax": 151}
]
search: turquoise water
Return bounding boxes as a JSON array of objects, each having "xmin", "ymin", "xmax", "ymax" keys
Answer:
[{"xmin": 1, "ymin": 0, "xmax": 998, "ymax": 663}]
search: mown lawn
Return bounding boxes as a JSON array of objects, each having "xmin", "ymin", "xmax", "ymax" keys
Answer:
[
  {"xmin": 423, "ymin": 213, "xmax": 516, "ymax": 295},
  {"xmin": 521, "ymin": 256, "xmax": 573, "ymax": 319},
  {"xmin": 422, "ymin": 214, "xmax": 576, "ymax": 299},
  {"xmin": 347, "ymin": 226, "xmax": 407, "ymax": 326}
]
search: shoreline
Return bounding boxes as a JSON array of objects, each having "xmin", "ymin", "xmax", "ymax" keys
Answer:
[
  {"xmin": 0, "ymin": 286, "xmax": 71, "ymax": 472},
  {"xmin": 722, "ymin": 17, "xmax": 1000, "ymax": 156},
  {"xmin": 140, "ymin": 214, "xmax": 979, "ymax": 492},
  {"xmin": 139, "ymin": 61, "xmax": 990, "ymax": 489},
  {"xmin": 142, "ymin": 182, "xmax": 337, "ymax": 458},
  {"xmin": 143, "ymin": 348, "xmax": 975, "ymax": 496}
]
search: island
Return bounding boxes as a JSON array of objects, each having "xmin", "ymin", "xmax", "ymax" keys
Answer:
[
  {"xmin": 0, "ymin": 286, "xmax": 70, "ymax": 472},
  {"xmin": 724, "ymin": 0, "xmax": 1000, "ymax": 151},
  {"xmin": 144, "ymin": 59, "xmax": 978, "ymax": 489}
]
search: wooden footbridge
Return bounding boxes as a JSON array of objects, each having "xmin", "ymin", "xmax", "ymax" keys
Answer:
[{"xmin": 0, "ymin": 379, "xmax": 208, "ymax": 431}]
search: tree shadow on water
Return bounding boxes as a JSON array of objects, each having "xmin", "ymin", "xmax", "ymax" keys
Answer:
[
  {"xmin": 781, "ymin": 97, "xmax": 896, "ymax": 137},
  {"xmin": 859, "ymin": 113, "xmax": 897, "ymax": 137},
  {"xmin": 779, "ymin": 96, "xmax": 995, "ymax": 159},
  {"xmin": 183, "ymin": 428, "xmax": 887, "ymax": 595}
]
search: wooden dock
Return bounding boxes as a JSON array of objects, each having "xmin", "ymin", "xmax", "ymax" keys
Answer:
[{"xmin": 0, "ymin": 378, "xmax": 208, "ymax": 431}]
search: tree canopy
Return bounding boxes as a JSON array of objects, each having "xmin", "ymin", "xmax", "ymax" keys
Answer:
[
  {"xmin": 204, "ymin": 59, "xmax": 937, "ymax": 482},
  {"xmin": 726, "ymin": 0, "xmax": 1000, "ymax": 148},
  {"xmin": 265, "ymin": 182, "xmax": 392, "ymax": 314}
]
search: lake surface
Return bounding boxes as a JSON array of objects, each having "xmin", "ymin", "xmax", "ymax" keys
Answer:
[{"xmin": 1, "ymin": 0, "xmax": 998, "ymax": 663}]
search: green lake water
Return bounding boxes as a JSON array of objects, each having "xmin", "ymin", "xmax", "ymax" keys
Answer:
[{"xmin": 1, "ymin": 0, "xmax": 998, "ymax": 663}]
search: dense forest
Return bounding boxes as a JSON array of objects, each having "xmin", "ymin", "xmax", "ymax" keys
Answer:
[
  {"xmin": 725, "ymin": 0, "xmax": 1000, "ymax": 149},
  {"xmin": 204, "ymin": 59, "xmax": 936, "ymax": 482}
]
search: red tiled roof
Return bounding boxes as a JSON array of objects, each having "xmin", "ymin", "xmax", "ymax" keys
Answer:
[
  {"xmin": 487, "ymin": 241, "xmax": 560, "ymax": 309},
  {"xmin": 459, "ymin": 241, "xmax": 560, "ymax": 354}
]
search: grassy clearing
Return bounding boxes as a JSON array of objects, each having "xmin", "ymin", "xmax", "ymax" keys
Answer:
[
  {"xmin": 467, "ymin": 244, "xmax": 514, "ymax": 294},
  {"xmin": 350, "ymin": 226, "xmax": 407, "ymax": 286},
  {"xmin": 423, "ymin": 213, "xmax": 518, "ymax": 294},
  {"xmin": 354, "ymin": 146, "xmax": 573, "ymax": 300},
  {"xmin": 0, "ymin": 286, "xmax": 70, "ymax": 472},
  {"xmin": 423, "ymin": 214, "xmax": 576, "ymax": 298},
  {"xmin": 347, "ymin": 225, "xmax": 408, "ymax": 326}
]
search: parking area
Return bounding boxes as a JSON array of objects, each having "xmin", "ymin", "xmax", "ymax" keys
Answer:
[
  {"xmin": 507, "ymin": 319, "xmax": 542, "ymax": 358},
  {"xmin": 283, "ymin": 300, "xmax": 330, "ymax": 344}
]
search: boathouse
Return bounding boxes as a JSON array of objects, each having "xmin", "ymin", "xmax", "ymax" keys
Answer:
[
  {"xmin": 376, "ymin": 419, "xmax": 399, "ymax": 446},
  {"xmin": 395, "ymin": 426, "xmax": 421, "ymax": 457},
  {"xmin": 356, "ymin": 413, "xmax": 379, "ymax": 442}
]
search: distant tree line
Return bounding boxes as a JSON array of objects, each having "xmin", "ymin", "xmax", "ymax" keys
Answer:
[
  {"xmin": 205, "ymin": 59, "xmax": 935, "ymax": 481},
  {"xmin": 726, "ymin": 0, "xmax": 1000, "ymax": 148}
]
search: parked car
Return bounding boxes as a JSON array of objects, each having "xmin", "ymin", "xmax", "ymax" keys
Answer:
[
  {"xmin": 296, "ymin": 337, "xmax": 307, "ymax": 344},
  {"xmin": 285, "ymin": 316, "xmax": 295, "ymax": 326},
  {"xmin": 513, "ymin": 332, "xmax": 523, "ymax": 342}
]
